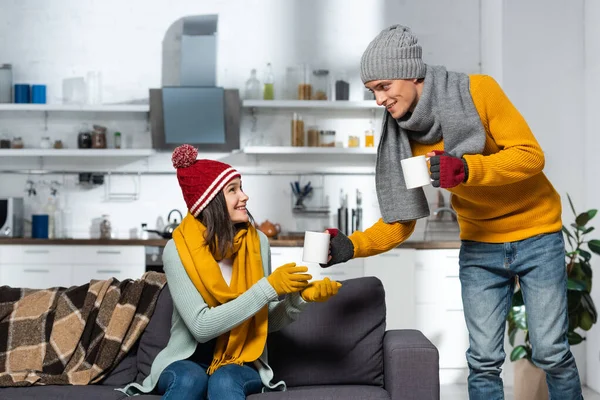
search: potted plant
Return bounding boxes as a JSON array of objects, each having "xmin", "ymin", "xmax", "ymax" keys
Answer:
[{"xmin": 507, "ymin": 194, "xmax": 599, "ymax": 399}]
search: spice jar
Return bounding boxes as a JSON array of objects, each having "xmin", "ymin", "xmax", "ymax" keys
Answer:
[
  {"xmin": 348, "ymin": 135, "xmax": 360, "ymax": 148},
  {"xmin": 365, "ymin": 129, "xmax": 375, "ymax": 147},
  {"xmin": 0, "ymin": 132, "xmax": 10, "ymax": 148},
  {"xmin": 91, "ymin": 124, "xmax": 107, "ymax": 149},
  {"xmin": 114, "ymin": 131, "xmax": 122, "ymax": 149},
  {"xmin": 319, "ymin": 130, "xmax": 335, "ymax": 147},
  {"xmin": 40, "ymin": 136, "xmax": 52, "ymax": 149},
  {"xmin": 291, "ymin": 113, "xmax": 305, "ymax": 147},
  {"xmin": 312, "ymin": 69, "xmax": 330, "ymax": 100},
  {"xmin": 53, "ymin": 140, "xmax": 64, "ymax": 149},
  {"xmin": 11, "ymin": 136, "xmax": 24, "ymax": 149},
  {"xmin": 307, "ymin": 126, "xmax": 319, "ymax": 147}
]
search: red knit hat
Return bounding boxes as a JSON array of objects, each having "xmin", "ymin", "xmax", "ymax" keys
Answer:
[{"xmin": 172, "ymin": 144, "xmax": 241, "ymax": 217}]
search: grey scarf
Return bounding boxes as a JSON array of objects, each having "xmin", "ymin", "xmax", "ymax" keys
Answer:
[{"xmin": 376, "ymin": 65, "xmax": 486, "ymax": 223}]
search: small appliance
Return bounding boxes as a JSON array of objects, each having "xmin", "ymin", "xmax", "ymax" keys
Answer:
[{"xmin": 0, "ymin": 197, "xmax": 25, "ymax": 237}]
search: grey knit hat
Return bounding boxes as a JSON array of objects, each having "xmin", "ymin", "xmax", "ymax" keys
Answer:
[{"xmin": 360, "ymin": 25, "xmax": 426, "ymax": 83}]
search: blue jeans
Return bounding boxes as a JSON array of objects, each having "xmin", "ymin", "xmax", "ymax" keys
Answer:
[
  {"xmin": 156, "ymin": 360, "xmax": 263, "ymax": 400},
  {"xmin": 459, "ymin": 232, "xmax": 582, "ymax": 400}
]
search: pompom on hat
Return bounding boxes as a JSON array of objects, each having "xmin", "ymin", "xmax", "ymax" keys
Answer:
[{"xmin": 172, "ymin": 144, "xmax": 240, "ymax": 217}]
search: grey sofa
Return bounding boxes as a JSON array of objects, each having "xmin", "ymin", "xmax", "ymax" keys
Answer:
[{"xmin": 0, "ymin": 276, "xmax": 440, "ymax": 400}]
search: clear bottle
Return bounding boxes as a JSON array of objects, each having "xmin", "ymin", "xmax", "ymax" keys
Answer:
[
  {"xmin": 312, "ymin": 69, "xmax": 330, "ymax": 100},
  {"xmin": 114, "ymin": 131, "xmax": 122, "ymax": 149},
  {"xmin": 100, "ymin": 214, "xmax": 112, "ymax": 239},
  {"xmin": 244, "ymin": 69, "xmax": 261, "ymax": 100},
  {"xmin": 263, "ymin": 63, "xmax": 275, "ymax": 100},
  {"xmin": 45, "ymin": 197, "xmax": 57, "ymax": 239},
  {"xmin": 40, "ymin": 136, "xmax": 52, "ymax": 149}
]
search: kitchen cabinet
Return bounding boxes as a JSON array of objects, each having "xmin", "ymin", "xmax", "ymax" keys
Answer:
[
  {"xmin": 0, "ymin": 245, "xmax": 146, "ymax": 288},
  {"xmin": 364, "ymin": 249, "xmax": 416, "ymax": 330},
  {"xmin": 414, "ymin": 249, "xmax": 469, "ymax": 384}
]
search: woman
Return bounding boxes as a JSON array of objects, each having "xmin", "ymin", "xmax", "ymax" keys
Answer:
[{"xmin": 121, "ymin": 144, "xmax": 341, "ymax": 399}]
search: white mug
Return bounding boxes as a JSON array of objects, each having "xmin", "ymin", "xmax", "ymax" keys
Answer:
[
  {"xmin": 302, "ymin": 231, "xmax": 331, "ymax": 264},
  {"xmin": 401, "ymin": 155, "xmax": 431, "ymax": 189}
]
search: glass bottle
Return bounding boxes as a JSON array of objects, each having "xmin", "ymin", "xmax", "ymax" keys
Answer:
[
  {"xmin": 365, "ymin": 129, "xmax": 375, "ymax": 147},
  {"xmin": 244, "ymin": 69, "xmax": 261, "ymax": 100},
  {"xmin": 114, "ymin": 131, "xmax": 122, "ymax": 149},
  {"xmin": 312, "ymin": 69, "xmax": 330, "ymax": 100},
  {"xmin": 100, "ymin": 214, "xmax": 112, "ymax": 239},
  {"xmin": 263, "ymin": 63, "xmax": 275, "ymax": 100},
  {"xmin": 40, "ymin": 136, "xmax": 52, "ymax": 149},
  {"xmin": 11, "ymin": 136, "xmax": 24, "ymax": 149}
]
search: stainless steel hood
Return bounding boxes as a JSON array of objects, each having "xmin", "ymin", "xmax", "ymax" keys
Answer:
[{"xmin": 150, "ymin": 14, "xmax": 241, "ymax": 152}]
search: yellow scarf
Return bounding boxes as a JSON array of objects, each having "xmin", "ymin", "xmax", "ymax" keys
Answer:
[{"xmin": 172, "ymin": 212, "xmax": 268, "ymax": 374}]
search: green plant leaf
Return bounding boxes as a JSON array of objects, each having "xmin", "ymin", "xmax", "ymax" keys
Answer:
[
  {"xmin": 581, "ymin": 292, "xmax": 598, "ymax": 323},
  {"xmin": 563, "ymin": 226, "xmax": 575, "ymax": 243},
  {"xmin": 576, "ymin": 212, "xmax": 591, "ymax": 227},
  {"xmin": 567, "ymin": 193, "xmax": 577, "ymax": 217},
  {"xmin": 588, "ymin": 239, "xmax": 600, "ymax": 255},
  {"xmin": 580, "ymin": 261, "xmax": 593, "ymax": 279},
  {"xmin": 571, "ymin": 223, "xmax": 586, "ymax": 231},
  {"xmin": 567, "ymin": 331, "xmax": 584, "ymax": 345},
  {"xmin": 567, "ymin": 279, "xmax": 588, "ymax": 291},
  {"xmin": 510, "ymin": 345, "xmax": 530, "ymax": 362},
  {"xmin": 584, "ymin": 227, "xmax": 595, "ymax": 234},
  {"xmin": 508, "ymin": 321, "xmax": 518, "ymax": 346},
  {"xmin": 579, "ymin": 249, "xmax": 592, "ymax": 262}
]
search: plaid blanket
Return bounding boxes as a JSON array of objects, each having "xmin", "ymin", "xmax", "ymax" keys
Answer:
[{"xmin": 0, "ymin": 271, "xmax": 166, "ymax": 387}]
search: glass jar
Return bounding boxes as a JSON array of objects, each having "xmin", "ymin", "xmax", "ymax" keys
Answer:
[
  {"xmin": 0, "ymin": 131, "xmax": 10, "ymax": 148},
  {"xmin": 40, "ymin": 136, "xmax": 52, "ymax": 149},
  {"xmin": 114, "ymin": 131, "xmax": 122, "ymax": 149},
  {"xmin": 100, "ymin": 214, "xmax": 112, "ymax": 239},
  {"xmin": 312, "ymin": 69, "xmax": 330, "ymax": 100},
  {"xmin": 348, "ymin": 135, "xmax": 360, "ymax": 148},
  {"xmin": 77, "ymin": 123, "xmax": 92, "ymax": 148},
  {"xmin": 319, "ymin": 130, "xmax": 335, "ymax": 147},
  {"xmin": 307, "ymin": 126, "xmax": 319, "ymax": 147},
  {"xmin": 91, "ymin": 124, "xmax": 107, "ymax": 149},
  {"xmin": 11, "ymin": 136, "xmax": 24, "ymax": 149},
  {"xmin": 291, "ymin": 113, "xmax": 305, "ymax": 147},
  {"xmin": 335, "ymin": 71, "xmax": 350, "ymax": 101},
  {"xmin": 53, "ymin": 140, "xmax": 64, "ymax": 149},
  {"xmin": 365, "ymin": 129, "xmax": 375, "ymax": 147},
  {"xmin": 297, "ymin": 64, "xmax": 312, "ymax": 100}
]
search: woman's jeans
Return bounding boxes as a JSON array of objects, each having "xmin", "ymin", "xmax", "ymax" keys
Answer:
[
  {"xmin": 156, "ymin": 360, "xmax": 263, "ymax": 400},
  {"xmin": 460, "ymin": 232, "xmax": 582, "ymax": 400}
]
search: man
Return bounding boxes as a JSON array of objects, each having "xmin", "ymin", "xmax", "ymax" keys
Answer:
[{"xmin": 325, "ymin": 24, "xmax": 582, "ymax": 399}]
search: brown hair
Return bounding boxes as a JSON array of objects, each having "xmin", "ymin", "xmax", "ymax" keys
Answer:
[{"xmin": 198, "ymin": 191, "xmax": 254, "ymax": 258}]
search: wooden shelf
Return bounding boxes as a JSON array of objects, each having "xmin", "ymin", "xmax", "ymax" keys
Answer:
[
  {"xmin": 0, "ymin": 104, "xmax": 149, "ymax": 112},
  {"xmin": 0, "ymin": 149, "xmax": 155, "ymax": 157},
  {"xmin": 243, "ymin": 146, "xmax": 377, "ymax": 155},
  {"xmin": 242, "ymin": 100, "xmax": 380, "ymax": 110}
]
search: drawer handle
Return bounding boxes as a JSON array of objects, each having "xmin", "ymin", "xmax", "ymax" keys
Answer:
[
  {"xmin": 446, "ymin": 308, "xmax": 464, "ymax": 312},
  {"xmin": 96, "ymin": 269, "xmax": 121, "ymax": 274},
  {"xmin": 24, "ymin": 250, "xmax": 50, "ymax": 254},
  {"xmin": 378, "ymin": 254, "xmax": 399, "ymax": 258},
  {"xmin": 23, "ymin": 269, "xmax": 50, "ymax": 273},
  {"xmin": 96, "ymin": 250, "xmax": 122, "ymax": 255}
]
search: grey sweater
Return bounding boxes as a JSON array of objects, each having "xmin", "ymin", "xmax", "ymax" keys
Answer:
[{"xmin": 120, "ymin": 231, "xmax": 307, "ymax": 395}]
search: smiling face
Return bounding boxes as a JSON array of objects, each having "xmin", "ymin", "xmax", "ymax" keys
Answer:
[
  {"xmin": 224, "ymin": 177, "xmax": 249, "ymax": 224},
  {"xmin": 365, "ymin": 79, "xmax": 423, "ymax": 119}
]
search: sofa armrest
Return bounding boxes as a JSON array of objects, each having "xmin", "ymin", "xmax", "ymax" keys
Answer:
[{"xmin": 384, "ymin": 329, "xmax": 440, "ymax": 400}]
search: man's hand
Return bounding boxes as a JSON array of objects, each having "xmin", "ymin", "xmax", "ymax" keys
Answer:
[
  {"xmin": 427, "ymin": 150, "xmax": 469, "ymax": 188},
  {"xmin": 320, "ymin": 228, "xmax": 354, "ymax": 268}
]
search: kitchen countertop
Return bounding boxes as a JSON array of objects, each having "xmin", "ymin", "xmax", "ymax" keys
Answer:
[{"xmin": 0, "ymin": 238, "xmax": 461, "ymax": 249}]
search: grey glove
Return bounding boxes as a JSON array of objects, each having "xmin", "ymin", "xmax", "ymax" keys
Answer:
[{"xmin": 320, "ymin": 228, "xmax": 354, "ymax": 268}]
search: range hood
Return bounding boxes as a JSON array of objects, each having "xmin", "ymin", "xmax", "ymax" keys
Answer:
[{"xmin": 150, "ymin": 14, "xmax": 241, "ymax": 152}]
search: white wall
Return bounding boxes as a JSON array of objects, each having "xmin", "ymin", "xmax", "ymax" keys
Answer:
[
  {"xmin": 0, "ymin": 0, "xmax": 480, "ymax": 239},
  {"xmin": 584, "ymin": 0, "xmax": 600, "ymax": 391}
]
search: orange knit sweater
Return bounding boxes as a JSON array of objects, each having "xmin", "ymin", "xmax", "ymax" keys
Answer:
[{"xmin": 349, "ymin": 75, "xmax": 562, "ymax": 258}]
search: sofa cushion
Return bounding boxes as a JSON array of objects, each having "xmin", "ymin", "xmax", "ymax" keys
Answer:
[
  {"xmin": 248, "ymin": 385, "xmax": 390, "ymax": 400},
  {"xmin": 0, "ymin": 385, "xmax": 128, "ymax": 400},
  {"xmin": 99, "ymin": 340, "xmax": 139, "ymax": 386},
  {"xmin": 135, "ymin": 284, "xmax": 173, "ymax": 383},
  {"xmin": 267, "ymin": 276, "xmax": 386, "ymax": 388}
]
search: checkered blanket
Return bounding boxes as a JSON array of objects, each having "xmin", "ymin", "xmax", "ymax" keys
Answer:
[{"xmin": 0, "ymin": 271, "xmax": 166, "ymax": 387}]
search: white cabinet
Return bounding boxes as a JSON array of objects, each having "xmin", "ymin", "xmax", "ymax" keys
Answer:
[
  {"xmin": 0, "ymin": 263, "xmax": 73, "ymax": 289},
  {"xmin": 364, "ymin": 249, "xmax": 416, "ymax": 330},
  {"xmin": 0, "ymin": 245, "xmax": 146, "ymax": 288},
  {"xmin": 414, "ymin": 249, "xmax": 469, "ymax": 383}
]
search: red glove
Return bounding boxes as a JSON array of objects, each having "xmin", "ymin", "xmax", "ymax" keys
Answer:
[{"xmin": 428, "ymin": 150, "xmax": 469, "ymax": 188}]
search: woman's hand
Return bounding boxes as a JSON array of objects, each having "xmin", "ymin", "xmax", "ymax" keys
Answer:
[
  {"xmin": 267, "ymin": 263, "xmax": 312, "ymax": 296},
  {"xmin": 300, "ymin": 277, "xmax": 342, "ymax": 302}
]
